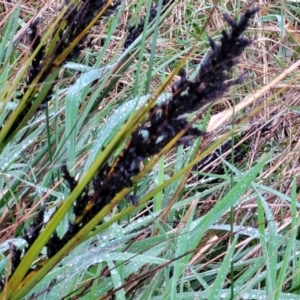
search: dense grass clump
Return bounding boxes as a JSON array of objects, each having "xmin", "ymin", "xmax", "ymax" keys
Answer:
[{"xmin": 1, "ymin": 1, "xmax": 300, "ymax": 299}]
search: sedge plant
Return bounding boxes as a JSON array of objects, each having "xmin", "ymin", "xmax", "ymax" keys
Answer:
[{"xmin": 1, "ymin": 1, "xmax": 300, "ymax": 300}]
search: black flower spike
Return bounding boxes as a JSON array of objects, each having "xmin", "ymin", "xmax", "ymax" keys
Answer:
[
  {"xmin": 169, "ymin": 7, "xmax": 259, "ymax": 118},
  {"xmin": 1, "ymin": 18, "xmax": 47, "ymax": 138},
  {"xmin": 27, "ymin": 18, "xmax": 45, "ymax": 83},
  {"xmin": 124, "ymin": 0, "xmax": 172, "ymax": 49},
  {"xmin": 60, "ymin": 222, "xmax": 80, "ymax": 248},
  {"xmin": 73, "ymin": 189, "xmax": 90, "ymax": 217},
  {"xmin": 10, "ymin": 243, "xmax": 22, "ymax": 275},
  {"xmin": 86, "ymin": 7, "xmax": 259, "ymax": 213},
  {"xmin": 61, "ymin": 165, "xmax": 90, "ymax": 217},
  {"xmin": 125, "ymin": 194, "xmax": 138, "ymax": 206},
  {"xmin": 57, "ymin": 0, "xmax": 121, "ymax": 60},
  {"xmin": 61, "ymin": 165, "xmax": 77, "ymax": 191},
  {"xmin": 1, "ymin": 1, "xmax": 121, "ymax": 143},
  {"xmin": 23, "ymin": 206, "xmax": 45, "ymax": 252},
  {"xmin": 0, "ymin": 244, "xmax": 22, "ymax": 290},
  {"xmin": 47, "ymin": 231, "xmax": 63, "ymax": 258},
  {"xmin": 54, "ymin": 7, "xmax": 258, "ymax": 259}
]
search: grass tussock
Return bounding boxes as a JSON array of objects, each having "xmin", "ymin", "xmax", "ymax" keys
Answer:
[{"xmin": 1, "ymin": 1, "xmax": 300, "ymax": 299}]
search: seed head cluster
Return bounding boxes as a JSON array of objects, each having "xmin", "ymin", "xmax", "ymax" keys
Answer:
[
  {"xmin": 46, "ymin": 7, "xmax": 259, "ymax": 258},
  {"xmin": 1, "ymin": 5, "xmax": 259, "ymax": 288},
  {"xmin": 1, "ymin": 1, "xmax": 121, "ymax": 280},
  {"xmin": 124, "ymin": 0, "xmax": 173, "ymax": 49},
  {"xmin": 2, "ymin": 0, "xmax": 121, "ymax": 141}
]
